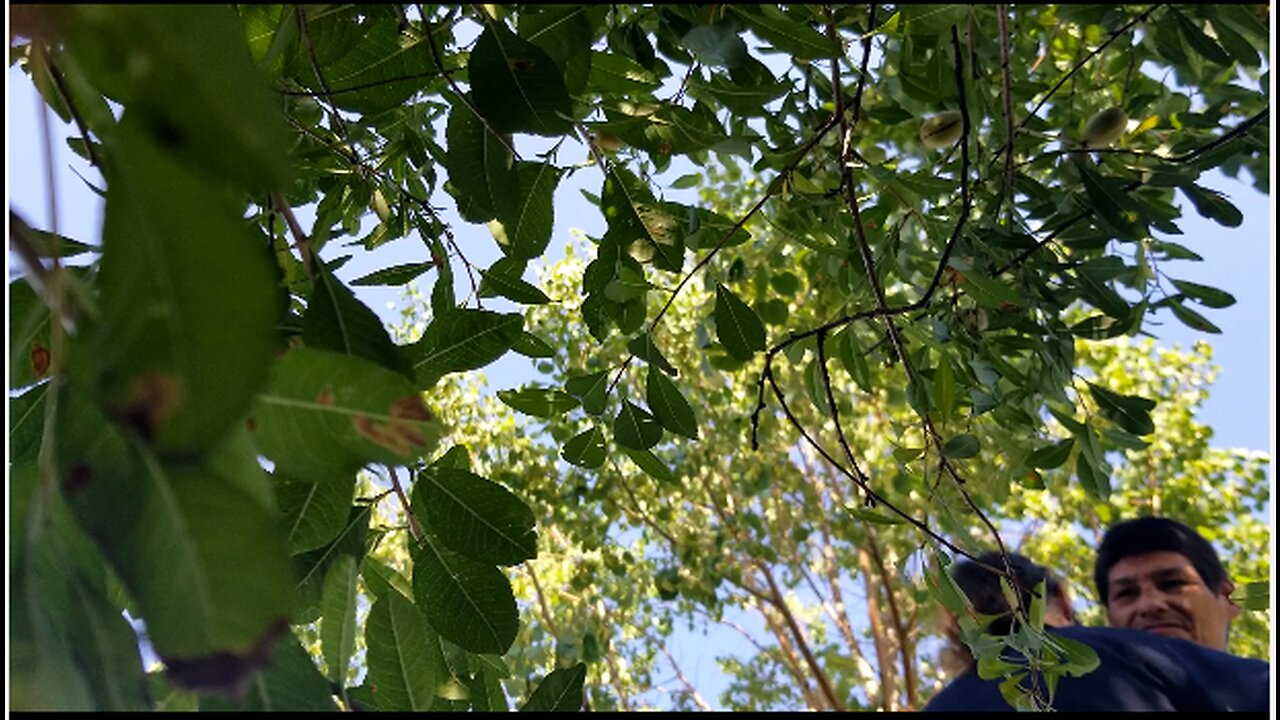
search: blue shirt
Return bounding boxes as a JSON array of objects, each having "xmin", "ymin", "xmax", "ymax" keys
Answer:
[{"xmin": 923, "ymin": 625, "xmax": 1270, "ymax": 712}]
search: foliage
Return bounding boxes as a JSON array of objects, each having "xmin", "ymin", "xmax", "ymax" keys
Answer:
[{"xmin": 8, "ymin": 3, "xmax": 1270, "ymax": 712}]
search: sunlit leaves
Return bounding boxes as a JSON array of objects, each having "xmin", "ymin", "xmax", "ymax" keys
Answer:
[{"xmin": 1087, "ymin": 382, "xmax": 1156, "ymax": 436}]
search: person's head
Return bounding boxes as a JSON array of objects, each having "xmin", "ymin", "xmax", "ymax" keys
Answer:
[
  {"xmin": 1094, "ymin": 517, "xmax": 1239, "ymax": 651},
  {"xmin": 952, "ymin": 551, "xmax": 1075, "ymax": 633},
  {"xmin": 940, "ymin": 551, "xmax": 1074, "ymax": 673}
]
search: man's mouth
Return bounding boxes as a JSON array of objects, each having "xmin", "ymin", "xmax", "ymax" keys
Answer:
[{"xmin": 1137, "ymin": 622, "xmax": 1191, "ymax": 638}]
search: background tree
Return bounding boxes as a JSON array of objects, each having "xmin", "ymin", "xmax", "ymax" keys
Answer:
[{"xmin": 9, "ymin": 3, "xmax": 1270, "ymax": 711}]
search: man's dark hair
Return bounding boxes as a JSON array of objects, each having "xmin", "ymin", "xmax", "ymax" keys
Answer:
[
  {"xmin": 953, "ymin": 551, "xmax": 1061, "ymax": 635},
  {"xmin": 1094, "ymin": 517, "xmax": 1229, "ymax": 605}
]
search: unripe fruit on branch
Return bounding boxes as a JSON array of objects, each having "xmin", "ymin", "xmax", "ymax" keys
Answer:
[
  {"xmin": 920, "ymin": 110, "xmax": 963, "ymax": 149},
  {"xmin": 1081, "ymin": 106, "xmax": 1128, "ymax": 148}
]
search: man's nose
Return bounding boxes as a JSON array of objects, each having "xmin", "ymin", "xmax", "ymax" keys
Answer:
[{"xmin": 1132, "ymin": 588, "xmax": 1170, "ymax": 615}]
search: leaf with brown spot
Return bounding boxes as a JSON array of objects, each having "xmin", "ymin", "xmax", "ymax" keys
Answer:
[{"xmin": 253, "ymin": 349, "xmax": 445, "ymax": 478}]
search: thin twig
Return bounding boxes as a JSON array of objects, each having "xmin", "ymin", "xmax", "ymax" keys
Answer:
[
  {"xmin": 659, "ymin": 647, "xmax": 714, "ymax": 711},
  {"xmin": 387, "ymin": 466, "xmax": 422, "ymax": 542},
  {"xmin": 997, "ymin": 7, "xmax": 1017, "ymax": 206},
  {"xmin": 40, "ymin": 45, "xmax": 103, "ymax": 169},
  {"xmin": 269, "ymin": 192, "xmax": 315, "ymax": 281},
  {"xmin": 295, "ymin": 4, "xmax": 350, "ymax": 140}
]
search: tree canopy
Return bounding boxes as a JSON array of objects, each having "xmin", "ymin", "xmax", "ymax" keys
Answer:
[{"xmin": 9, "ymin": 3, "xmax": 1271, "ymax": 711}]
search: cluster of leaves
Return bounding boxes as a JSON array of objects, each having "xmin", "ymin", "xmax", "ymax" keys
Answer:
[{"xmin": 8, "ymin": 2, "xmax": 1270, "ymax": 712}]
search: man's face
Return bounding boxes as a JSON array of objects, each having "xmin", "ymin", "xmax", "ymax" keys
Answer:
[{"xmin": 1104, "ymin": 551, "xmax": 1240, "ymax": 651}]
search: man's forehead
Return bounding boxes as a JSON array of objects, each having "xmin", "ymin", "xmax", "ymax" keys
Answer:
[{"xmin": 1107, "ymin": 551, "xmax": 1199, "ymax": 583}]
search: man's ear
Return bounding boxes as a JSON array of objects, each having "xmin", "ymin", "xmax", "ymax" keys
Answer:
[{"xmin": 1053, "ymin": 583, "xmax": 1076, "ymax": 625}]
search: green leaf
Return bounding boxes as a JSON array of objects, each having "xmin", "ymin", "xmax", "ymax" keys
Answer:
[
  {"xmin": 361, "ymin": 556, "xmax": 414, "ymax": 602},
  {"xmin": 498, "ymin": 387, "xmax": 580, "ymax": 418},
  {"xmin": 613, "ymin": 400, "xmax": 664, "ymax": 451},
  {"xmin": 410, "ymin": 310, "xmax": 524, "ymax": 388},
  {"xmin": 470, "ymin": 23, "xmax": 573, "ymax": 136},
  {"xmin": 55, "ymin": 392, "xmax": 294, "ymax": 694},
  {"xmin": 1075, "ymin": 448, "xmax": 1110, "ymax": 500},
  {"xmin": 565, "ymin": 371, "xmax": 611, "ymax": 416},
  {"xmin": 1171, "ymin": 9, "xmax": 1231, "ymax": 66},
  {"xmin": 587, "ymin": 50, "xmax": 660, "ymax": 93},
  {"xmin": 1171, "ymin": 279, "xmax": 1237, "ymax": 309},
  {"xmin": 1076, "ymin": 162, "xmax": 1142, "ymax": 239},
  {"xmin": 252, "ymin": 348, "xmax": 444, "ymax": 478},
  {"xmin": 1087, "ymin": 382, "xmax": 1156, "ymax": 436},
  {"xmin": 646, "ymin": 368, "xmax": 699, "ymax": 439},
  {"xmin": 291, "ymin": 13, "xmax": 435, "ymax": 115},
  {"xmin": 412, "ymin": 539, "xmax": 519, "ymax": 655},
  {"xmin": 445, "ymin": 96, "xmax": 518, "ymax": 223},
  {"xmin": 320, "ymin": 555, "xmax": 359, "ymax": 684},
  {"xmin": 521, "ymin": 663, "xmax": 587, "ymax": 712},
  {"xmin": 350, "ymin": 261, "xmax": 436, "ymax": 287},
  {"xmin": 1026, "ymin": 439, "xmax": 1074, "ymax": 470},
  {"xmin": 236, "ymin": 635, "xmax": 338, "ymax": 711},
  {"xmin": 846, "ymin": 506, "xmax": 908, "ymax": 525},
  {"xmin": 715, "ymin": 283, "xmax": 766, "ymax": 360},
  {"xmin": 56, "ymin": 5, "xmax": 290, "ymax": 190},
  {"xmin": 932, "ymin": 357, "xmax": 957, "ymax": 418},
  {"xmin": 562, "ymin": 427, "xmax": 608, "ymax": 469},
  {"xmin": 628, "ymin": 333, "xmax": 678, "ymax": 376},
  {"xmin": 414, "ymin": 468, "xmax": 538, "ymax": 566},
  {"xmin": 8, "ymin": 277, "xmax": 56, "ymax": 390},
  {"xmin": 727, "ymin": 5, "xmax": 831, "ymax": 59},
  {"xmin": 1168, "ymin": 299, "xmax": 1223, "ymax": 334},
  {"xmin": 305, "ymin": 262, "xmax": 415, "ymax": 380},
  {"xmin": 479, "ymin": 258, "xmax": 553, "ymax": 304},
  {"xmin": 681, "ymin": 21, "xmax": 748, "ymax": 68},
  {"xmin": 512, "ymin": 331, "xmax": 556, "ymax": 359},
  {"xmin": 276, "ymin": 472, "xmax": 357, "ymax": 554},
  {"xmin": 90, "ymin": 117, "xmax": 280, "ymax": 455},
  {"xmin": 497, "ymin": 161, "xmax": 561, "ymax": 260},
  {"xmin": 837, "ymin": 328, "xmax": 873, "ymax": 392},
  {"xmin": 623, "ymin": 447, "xmax": 677, "ymax": 483},
  {"xmin": 1232, "ymin": 581, "xmax": 1270, "ymax": 611},
  {"xmin": 1179, "ymin": 184, "xmax": 1244, "ymax": 227},
  {"xmin": 1045, "ymin": 632, "xmax": 1101, "ymax": 675},
  {"xmin": 9, "ymin": 385, "xmax": 47, "ymax": 469},
  {"xmin": 365, "ymin": 590, "xmax": 444, "ymax": 711},
  {"xmin": 941, "ymin": 434, "xmax": 980, "ymax": 459}
]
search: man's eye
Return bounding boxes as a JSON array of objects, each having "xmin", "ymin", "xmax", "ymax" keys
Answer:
[{"xmin": 1111, "ymin": 588, "xmax": 1137, "ymax": 601}]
